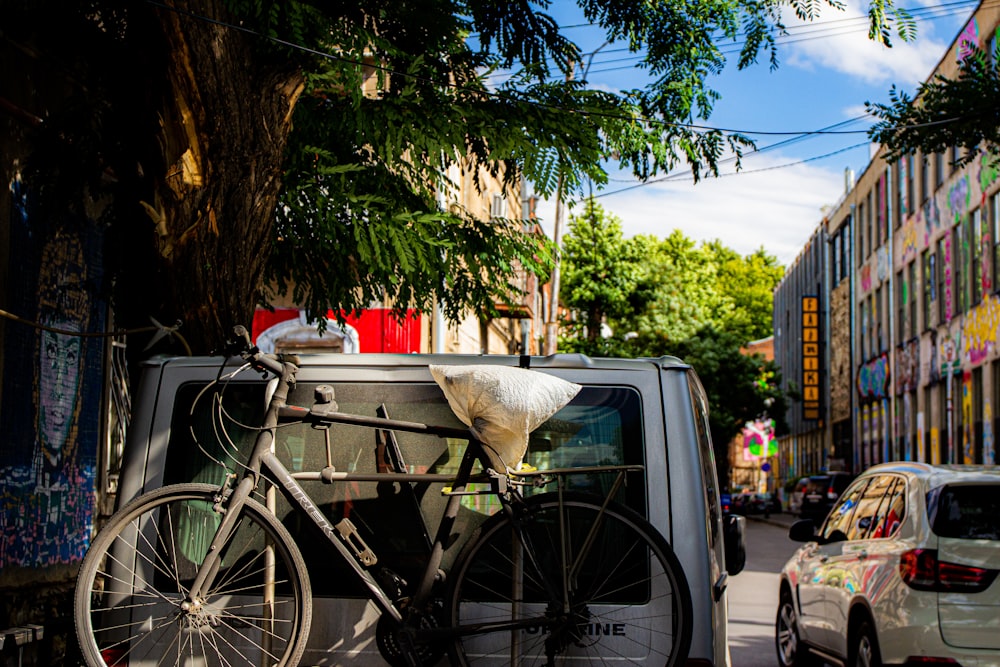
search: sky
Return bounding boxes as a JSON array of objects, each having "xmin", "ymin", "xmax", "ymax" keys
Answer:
[{"xmin": 526, "ymin": 0, "xmax": 975, "ymax": 266}]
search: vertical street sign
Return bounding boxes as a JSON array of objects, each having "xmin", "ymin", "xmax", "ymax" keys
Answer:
[{"xmin": 802, "ymin": 296, "xmax": 820, "ymax": 421}]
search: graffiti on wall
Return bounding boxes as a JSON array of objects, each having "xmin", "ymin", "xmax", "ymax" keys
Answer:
[
  {"xmin": 901, "ymin": 218, "xmax": 920, "ymax": 264},
  {"xmin": 742, "ymin": 419, "xmax": 777, "ymax": 460},
  {"xmin": 962, "ymin": 371, "xmax": 973, "ymax": 464},
  {"xmin": 860, "ymin": 264, "xmax": 872, "ymax": 294},
  {"xmin": 895, "ymin": 339, "xmax": 919, "ymax": 394},
  {"xmin": 948, "ymin": 175, "xmax": 971, "ymax": 226},
  {"xmin": 857, "ymin": 353, "xmax": 890, "ymax": 401},
  {"xmin": 985, "ymin": 403, "xmax": 995, "ymax": 464},
  {"xmin": 0, "ymin": 173, "xmax": 103, "ymax": 569},
  {"xmin": 944, "ymin": 235, "xmax": 954, "ymax": 322},
  {"xmin": 956, "ymin": 18, "xmax": 979, "ymax": 63},
  {"xmin": 962, "ymin": 293, "xmax": 1000, "ymax": 365}
]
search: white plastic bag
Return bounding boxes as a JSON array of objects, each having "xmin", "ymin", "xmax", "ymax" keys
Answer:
[{"xmin": 429, "ymin": 364, "xmax": 581, "ymax": 471}]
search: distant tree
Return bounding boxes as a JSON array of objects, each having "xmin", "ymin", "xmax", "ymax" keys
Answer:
[
  {"xmin": 559, "ymin": 198, "xmax": 642, "ymax": 355},
  {"xmin": 661, "ymin": 327, "xmax": 787, "ymax": 487},
  {"xmin": 704, "ymin": 242, "xmax": 785, "ymax": 342}
]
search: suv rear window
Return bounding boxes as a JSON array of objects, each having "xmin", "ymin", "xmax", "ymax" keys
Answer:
[
  {"xmin": 164, "ymin": 380, "xmax": 647, "ymax": 595},
  {"xmin": 930, "ymin": 485, "xmax": 1000, "ymax": 540}
]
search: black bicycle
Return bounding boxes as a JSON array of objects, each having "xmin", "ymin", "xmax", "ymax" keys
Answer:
[{"xmin": 75, "ymin": 326, "xmax": 692, "ymax": 666}]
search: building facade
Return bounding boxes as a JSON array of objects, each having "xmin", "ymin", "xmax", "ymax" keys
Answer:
[{"xmin": 775, "ymin": 1, "xmax": 1000, "ymax": 489}]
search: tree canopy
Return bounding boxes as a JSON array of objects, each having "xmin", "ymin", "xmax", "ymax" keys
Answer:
[
  {"xmin": 867, "ymin": 45, "xmax": 1000, "ymax": 166},
  {"xmin": 557, "ymin": 199, "xmax": 787, "ymax": 482},
  {"xmin": 9, "ymin": 0, "xmax": 912, "ymax": 353}
]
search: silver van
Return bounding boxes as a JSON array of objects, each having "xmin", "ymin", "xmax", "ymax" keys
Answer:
[{"xmin": 110, "ymin": 352, "xmax": 744, "ymax": 666}]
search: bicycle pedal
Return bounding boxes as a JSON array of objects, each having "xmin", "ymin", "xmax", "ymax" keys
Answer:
[{"xmin": 335, "ymin": 518, "xmax": 378, "ymax": 567}]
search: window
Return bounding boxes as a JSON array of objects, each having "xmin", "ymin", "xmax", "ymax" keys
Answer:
[
  {"xmin": 953, "ymin": 221, "xmax": 966, "ymax": 315},
  {"xmin": 823, "ymin": 479, "xmax": 869, "ymax": 540},
  {"xmin": 905, "ymin": 154, "xmax": 915, "ymax": 215},
  {"xmin": 923, "ymin": 250, "xmax": 935, "ymax": 331},
  {"xmin": 920, "ymin": 153, "xmax": 930, "ymax": 205},
  {"xmin": 896, "ymin": 270, "xmax": 906, "ymax": 344},
  {"xmin": 931, "ymin": 485, "xmax": 1000, "ymax": 540},
  {"xmin": 165, "ymin": 380, "xmax": 648, "ymax": 594},
  {"xmin": 937, "ymin": 236, "xmax": 948, "ymax": 323},
  {"xmin": 869, "ymin": 477, "xmax": 906, "ymax": 539},
  {"xmin": 992, "ymin": 192, "xmax": 1000, "ymax": 293},
  {"xmin": 833, "ymin": 232, "xmax": 842, "ymax": 284},
  {"xmin": 972, "ymin": 207, "xmax": 983, "ymax": 306},
  {"xmin": 876, "ymin": 286, "xmax": 885, "ymax": 352},
  {"xmin": 935, "ymin": 152, "xmax": 944, "ymax": 188},
  {"xmin": 908, "ymin": 261, "xmax": 917, "ymax": 338},
  {"xmin": 869, "ymin": 190, "xmax": 876, "ymax": 250},
  {"xmin": 860, "ymin": 299, "xmax": 869, "ymax": 360},
  {"xmin": 858, "ymin": 200, "xmax": 868, "ymax": 262},
  {"xmin": 974, "ymin": 366, "xmax": 984, "ymax": 463}
]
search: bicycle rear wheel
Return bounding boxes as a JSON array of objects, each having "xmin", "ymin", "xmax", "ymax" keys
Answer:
[
  {"xmin": 75, "ymin": 483, "xmax": 311, "ymax": 667},
  {"xmin": 447, "ymin": 492, "xmax": 692, "ymax": 666}
]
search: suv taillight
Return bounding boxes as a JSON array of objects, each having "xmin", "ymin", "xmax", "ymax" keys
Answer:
[
  {"xmin": 827, "ymin": 486, "xmax": 838, "ymax": 499},
  {"xmin": 899, "ymin": 549, "xmax": 999, "ymax": 592},
  {"xmin": 101, "ymin": 648, "xmax": 128, "ymax": 666}
]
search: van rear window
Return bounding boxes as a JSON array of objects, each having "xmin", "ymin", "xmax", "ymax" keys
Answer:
[
  {"xmin": 930, "ymin": 485, "xmax": 1000, "ymax": 541},
  {"xmin": 164, "ymin": 380, "xmax": 645, "ymax": 596}
]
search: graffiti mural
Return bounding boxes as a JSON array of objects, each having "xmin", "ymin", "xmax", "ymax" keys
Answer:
[
  {"xmin": 962, "ymin": 293, "xmax": 1000, "ymax": 365},
  {"xmin": 742, "ymin": 419, "xmax": 777, "ymax": 460},
  {"xmin": 857, "ymin": 353, "xmax": 890, "ymax": 401},
  {"xmin": 860, "ymin": 264, "xmax": 873, "ymax": 294},
  {"xmin": 901, "ymin": 218, "xmax": 920, "ymax": 264},
  {"xmin": 947, "ymin": 175, "xmax": 970, "ymax": 225},
  {"xmin": 895, "ymin": 339, "xmax": 919, "ymax": 394},
  {"xmin": 0, "ymin": 173, "xmax": 104, "ymax": 569},
  {"xmin": 962, "ymin": 372, "xmax": 973, "ymax": 464},
  {"xmin": 944, "ymin": 235, "xmax": 954, "ymax": 322},
  {"xmin": 956, "ymin": 17, "xmax": 979, "ymax": 63},
  {"xmin": 985, "ymin": 403, "xmax": 995, "ymax": 464}
]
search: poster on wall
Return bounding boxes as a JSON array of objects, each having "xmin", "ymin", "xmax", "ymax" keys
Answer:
[{"xmin": 0, "ymin": 173, "xmax": 105, "ymax": 571}]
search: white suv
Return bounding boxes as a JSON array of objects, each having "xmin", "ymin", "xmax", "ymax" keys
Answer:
[{"xmin": 776, "ymin": 462, "xmax": 1000, "ymax": 667}]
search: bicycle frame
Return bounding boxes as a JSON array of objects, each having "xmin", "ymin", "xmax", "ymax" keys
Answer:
[{"xmin": 188, "ymin": 345, "xmax": 645, "ymax": 654}]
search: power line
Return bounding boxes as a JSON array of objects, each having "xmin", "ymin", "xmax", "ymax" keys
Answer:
[{"xmin": 587, "ymin": 141, "xmax": 871, "ymax": 201}]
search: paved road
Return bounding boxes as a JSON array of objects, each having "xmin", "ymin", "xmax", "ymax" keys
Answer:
[{"xmin": 727, "ymin": 513, "xmax": 802, "ymax": 667}]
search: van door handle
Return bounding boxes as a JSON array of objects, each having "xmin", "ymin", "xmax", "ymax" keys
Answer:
[
  {"xmin": 819, "ymin": 555, "xmax": 828, "ymax": 563},
  {"xmin": 713, "ymin": 573, "xmax": 728, "ymax": 602},
  {"xmin": 857, "ymin": 550, "xmax": 868, "ymax": 560}
]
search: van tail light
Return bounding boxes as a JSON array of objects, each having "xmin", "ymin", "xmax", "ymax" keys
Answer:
[
  {"xmin": 826, "ymin": 486, "xmax": 838, "ymax": 500},
  {"xmin": 902, "ymin": 657, "xmax": 959, "ymax": 665},
  {"xmin": 101, "ymin": 648, "xmax": 129, "ymax": 666},
  {"xmin": 899, "ymin": 549, "xmax": 999, "ymax": 593}
]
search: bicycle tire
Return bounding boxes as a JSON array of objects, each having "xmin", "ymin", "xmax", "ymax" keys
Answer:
[
  {"xmin": 75, "ymin": 483, "xmax": 312, "ymax": 667},
  {"xmin": 447, "ymin": 491, "xmax": 692, "ymax": 666}
]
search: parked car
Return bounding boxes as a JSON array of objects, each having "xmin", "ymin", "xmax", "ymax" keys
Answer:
[
  {"xmin": 787, "ymin": 476, "xmax": 810, "ymax": 515},
  {"xmin": 105, "ymin": 351, "xmax": 746, "ymax": 666},
  {"xmin": 776, "ymin": 462, "xmax": 1000, "ymax": 667},
  {"xmin": 797, "ymin": 471, "xmax": 854, "ymax": 522}
]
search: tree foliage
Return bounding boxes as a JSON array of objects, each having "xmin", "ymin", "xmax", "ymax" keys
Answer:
[
  {"xmin": 557, "ymin": 214, "xmax": 787, "ymax": 476},
  {"xmin": 867, "ymin": 46, "xmax": 1000, "ymax": 166},
  {"xmin": 10, "ymin": 0, "xmax": 911, "ymax": 353}
]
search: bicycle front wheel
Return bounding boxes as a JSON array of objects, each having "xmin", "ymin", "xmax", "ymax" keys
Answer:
[
  {"xmin": 75, "ymin": 483, "xmax": 312, "ymax": 667},
  {"xmin": 447, "ymin": 492, "xmax": 692, "ymax": 666}
]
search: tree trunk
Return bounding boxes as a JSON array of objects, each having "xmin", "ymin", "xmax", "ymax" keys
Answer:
[{"xmin": 130, "ymin": 1, "xmax": 303, "ymax": 354}]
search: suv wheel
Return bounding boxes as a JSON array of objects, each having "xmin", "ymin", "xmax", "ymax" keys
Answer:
[
  {"xmin": 850, "ymin": 619, "xmax": 882, "ymax": 667},
  {"xmin": 776, "ymin": 590, "xmax": 814, "ymax": 667}
]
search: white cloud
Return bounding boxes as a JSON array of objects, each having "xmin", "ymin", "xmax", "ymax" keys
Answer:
[
  {"xmin": 782, "ymin": 0, "xmax": 957, "ymax": 87},
  {"xmin": 535, "ymin": 152, "xmax": 850, "ymax": 266}
]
